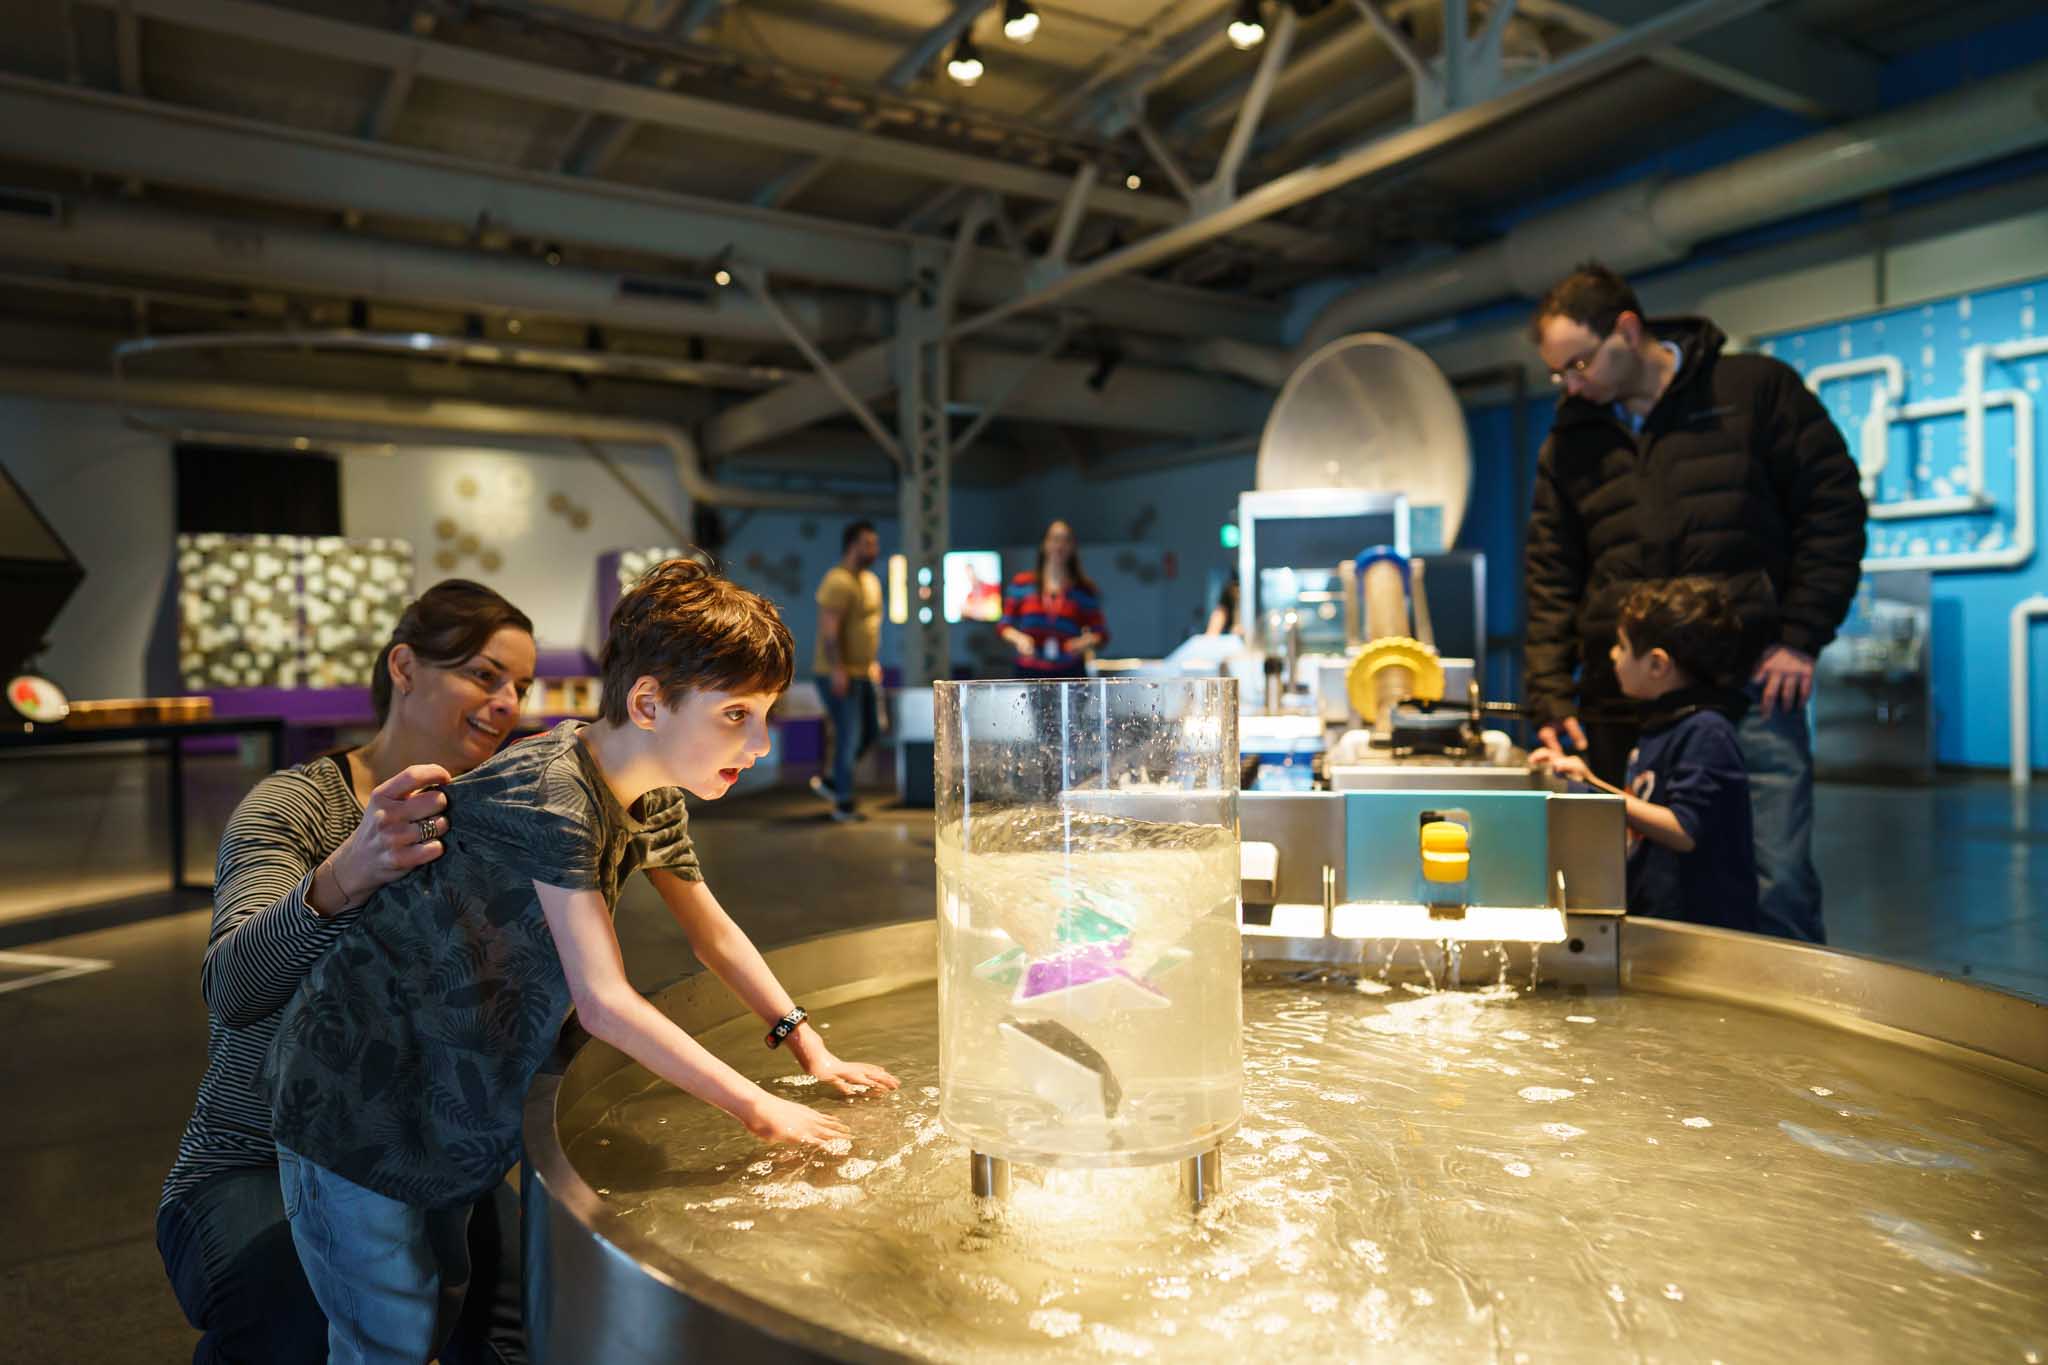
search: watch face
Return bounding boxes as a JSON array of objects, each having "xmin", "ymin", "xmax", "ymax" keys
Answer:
[{"xmin": 7, "ymin": 675, "xmax": 69, "ymax": 724}]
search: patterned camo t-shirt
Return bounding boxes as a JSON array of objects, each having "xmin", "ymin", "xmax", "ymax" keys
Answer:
[{"xmin": 266, "ymin": 720, "xmax": 700, "ymax": 1208}]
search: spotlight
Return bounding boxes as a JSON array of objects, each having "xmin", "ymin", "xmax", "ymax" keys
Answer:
[
  {"xmin": 1125, "ymin": 172, "xmax": 1143, "ymax": 190},
  {"xmin": 713, "ymin": 268, "xmax": 733, "ymax": 287},
  {"xmin": 1227, "ymin": 0, "xmax": 1266, "ymax": 50},
  {"xmin": 946, "ymin": 32, "xmax": 984, "ymax": 86},
  {"xmin": 1002, "ymin": 0, "xmax": 1039, "ymax": 42}
]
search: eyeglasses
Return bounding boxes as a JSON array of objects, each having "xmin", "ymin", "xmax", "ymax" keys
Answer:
[
  {"xmin": 1549, "ymin": 336, "xmax": 1609, "ymax": 387},
  {"xmin": 1547, "ymin": 314, "xmax": 1629, "ymax": 387}
]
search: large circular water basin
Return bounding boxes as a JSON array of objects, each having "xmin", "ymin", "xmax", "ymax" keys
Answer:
[{"xmin": 522, "ymin": 919, "xmax": 2048, "ymax": 1363}]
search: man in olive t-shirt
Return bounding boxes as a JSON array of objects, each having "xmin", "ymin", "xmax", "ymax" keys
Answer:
[{"xmin": 810, "ymin": 520, "xmax": 883, "ymax": 821}]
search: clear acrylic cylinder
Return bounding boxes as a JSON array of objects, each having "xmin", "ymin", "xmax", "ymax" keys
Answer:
[{"xmin": 934, "ymin": 678, "xmax": 1241, "ymax": 1168}]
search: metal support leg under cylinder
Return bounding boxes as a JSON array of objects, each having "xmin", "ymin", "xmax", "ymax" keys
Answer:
[
  {"xmin": 970, "ymin": 1152, "xmax": 1012, "ymax": 1201},
  {"xmin": 1181, "ymin": 1145, "xmax": 1223, "ymax": 1212}
]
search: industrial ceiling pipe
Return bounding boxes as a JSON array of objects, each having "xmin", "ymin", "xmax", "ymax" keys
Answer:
[
  {"xmin": 1299, "ymin": 59, "xmax": 2048, "ymax": 352},
  {"xmin": 110, "ymin": 329, "xmax": 794, "ymax": 393},
  {"xmin": 0, "ymin": 197, "xmax": 890, "ymax": 348},
  {"xmin": 2, "ymin": 364, "xmax": 892, "ymax": 516}
]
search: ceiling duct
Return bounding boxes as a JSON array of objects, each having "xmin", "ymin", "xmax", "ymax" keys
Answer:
[{"xmin": 1300, "ymin": 59, "xmax": 2048, "ymax": 351}]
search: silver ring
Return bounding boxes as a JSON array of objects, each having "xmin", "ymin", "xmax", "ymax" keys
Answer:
[{"xmin": 416, "ymin": 817, "xmax": 439, "ymax": 842}]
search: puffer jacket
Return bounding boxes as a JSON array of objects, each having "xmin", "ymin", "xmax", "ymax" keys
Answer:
[{"xmin": 1522, "ymin": 317, "xmax": 1867, "ymax": 725}]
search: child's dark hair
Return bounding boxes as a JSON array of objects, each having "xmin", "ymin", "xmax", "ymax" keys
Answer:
[
  {"xmin": 600, "ymin": 557, "xmax": 795, "ymax": 723},
  {"xmin": 373, "ymin": 580, "xmax": 534, "ymax": 724},
  {"xmin": 1529, "ymin": 260, "xmax": 1642, "ymax": 343},
  {"xmin": 1617, "ymin": 577, "xmax": 1741, "ymax": 687}
]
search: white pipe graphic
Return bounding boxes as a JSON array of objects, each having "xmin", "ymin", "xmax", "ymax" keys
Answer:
[{"xmin": 2011, "ymin": 594, "xmax": 2048, "ymax": 786}]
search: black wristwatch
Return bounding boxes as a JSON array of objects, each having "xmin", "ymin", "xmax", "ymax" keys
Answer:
[{"xmin": 765, "ymin": 1006, "xmax": 808, "ymax": 1049}]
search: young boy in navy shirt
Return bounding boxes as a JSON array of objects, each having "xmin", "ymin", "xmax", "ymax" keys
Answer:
[{"xmin": 1533, "ymin": 577, "xmax": 1759, "ymax": 932}]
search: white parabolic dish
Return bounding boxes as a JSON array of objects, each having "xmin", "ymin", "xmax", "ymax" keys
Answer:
[{"xmin": 1256, "ymin": 332, "xmax": 1474, "ymax": 547}]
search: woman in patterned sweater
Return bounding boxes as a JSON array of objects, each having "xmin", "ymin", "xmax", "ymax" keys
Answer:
[
  {"xmin": 998, "ymin": 519, "xmax": 1110, "ymax": 679},
  {"xmin": 158, "ymin": 580, "xmax": 536, "ymax": 1364}
]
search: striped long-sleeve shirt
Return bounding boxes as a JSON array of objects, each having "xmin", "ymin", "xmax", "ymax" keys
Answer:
[
  {"xmin": 161, "ymin": 756, "xmax": 362, "ymax": 1209},
  {"xmin": 1000, "ymin": 572, "xmax": 1110, "ymax": 674}
]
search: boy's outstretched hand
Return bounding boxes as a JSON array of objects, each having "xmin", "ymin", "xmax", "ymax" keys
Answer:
[
  {"xmin": 744, "ymin": 1095, "xmax": 853, "ymax": 1148},
  {"xmin": 1530, "ymin": 749, "xmax": 1593, "ymax": 785},
  {"xmin": 789, "ymin": 1026, "xmax": 902, "ymax": 1097}
]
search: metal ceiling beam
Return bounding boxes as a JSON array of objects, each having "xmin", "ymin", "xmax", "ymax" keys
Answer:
[
  {"xmin": 1201, "ymin": 6, "xmax": 1298, "ymax": 204},
  {"xmin": 1516, "ymin": 0, "xmax": 1880, "ymax": 118},
  {"xmin": 753, "ymin": 0, "xmax": 998, "ymax": 211},
  {"xmin": 0, "ymin": 76, "xmax": 1286, "ymax": 345},
  {"xmin": 948, "ymin": 0, "xmax": 1774, "ymax": 341},
  {"xmin": 567, "ymin": 0, "xmax": 726, "ymax": 177},
  {"xmin": 731, "ymin": 264, "xmax": 906, "ymax": 467},
  {"xmin": 698, "ymin": 337, "xmax": 1274, "ymax": 457},
  {"xmin": 1172, "ymin": 3, "xmax": 1397, "ymax": 139},
  {"xmin": 114, "ymin": 0, "xmax": 144, "ymax": 95},
  {"xmin": 67, "ymin": 0, "xmax": 1322, "ymax": 255}
]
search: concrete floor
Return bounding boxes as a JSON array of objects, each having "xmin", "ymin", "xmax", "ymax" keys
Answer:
[{"xmin": 2, "ymin": 749, "xmax": 2044, "ymax": 1364}]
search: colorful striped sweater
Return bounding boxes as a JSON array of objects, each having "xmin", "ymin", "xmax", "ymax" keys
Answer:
[{"xmin": 1000, "ymin": 572, "xmax": 1109, "ymax": 673}]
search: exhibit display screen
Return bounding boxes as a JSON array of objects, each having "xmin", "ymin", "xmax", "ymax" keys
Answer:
[{"xmin": 943, "ymin": 550, "xmax": 1003, "ymax": 623}]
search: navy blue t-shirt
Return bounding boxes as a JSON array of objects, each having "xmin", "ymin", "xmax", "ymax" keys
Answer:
[{"xmin": 1625, "ymin": 696, "xmax": 1758, "ymax": 932}]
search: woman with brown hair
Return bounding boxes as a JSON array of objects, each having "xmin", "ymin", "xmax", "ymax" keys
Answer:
[
  {"xmin": 997, "ymin": 519, "xmax": 1110, "ymax": 679},
  {"xmin": 158, "ymin": 579, "xmax": 537, "ymax": 1364}
]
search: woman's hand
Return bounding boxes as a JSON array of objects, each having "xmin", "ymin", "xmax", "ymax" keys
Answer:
[
  {"xmin": 742, "ymin": 1094, "xmax": 854, "ymax": 1148},
  {"xmin": 309, "ymin": 763, "xmax": 452, "ymax": 916},
  {"xmin": 1071, "ymin": 630, "xmax": 1102, "ymax": 653},
  {"xmin": 789, "ymin": 1025, "xmax": 902, "ymax": 1097},
  {"xmin": 1000, "ymin": 626, "xmax": 1034, "ymax": 656}
]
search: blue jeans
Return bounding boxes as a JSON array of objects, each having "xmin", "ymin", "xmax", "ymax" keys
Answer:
[
  {"xmin": 157, "ymin": 1169, "xmax": 326, "ymax": 1364},
  {"xmin": 817, "ymin": 674, "xmax": 878, "ymax": 811},
  {"xmin": 276, "ymin": 1145, "xmax": 477, "ymax": 1365},
  {"xmin": 1738, "ymin": 681, "xmax": 1824, "ymax": 944},
  {"xmin": 160, "ymin": 1166, "xmax": 525, "ymax": 1364}
]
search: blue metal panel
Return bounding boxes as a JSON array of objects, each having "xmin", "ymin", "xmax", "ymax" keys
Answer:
[
  {"xmin": 1757, "ymin": 274, "xmax": 2048, "ymax": 768},
  {"xmin": 1343, "ymin": 790, "xmax": 1551, "ymax": 906},
  {"xmin": 1761, "ymin": 280, "xmax": 2042, "ymax": 572}
]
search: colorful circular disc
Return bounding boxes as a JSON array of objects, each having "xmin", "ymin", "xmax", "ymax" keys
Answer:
[{"xmin": 7, "ymin": 674, "xmax": 70, "ymax": 724}]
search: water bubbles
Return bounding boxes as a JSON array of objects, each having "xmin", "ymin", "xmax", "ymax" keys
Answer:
[
  {"xmin": 1682, "ymin": 1117, "xmax": 1713, "ymax": 1129},
  {"xmin": 1566, "ymin": 1015, "xmax": 1597, "ymax": 1025},
  {"xmin": 1501, "ymin": 1160, "xmax": 1533, "ymax": 1178},
  {"xmin": 1809, "ymin": 1086, "xmax": 1834, "ymax": 1097},
  {"xmin": 838, "ymin": 1158, "xmax": 878, "ymax": 1180},
  {"xmin": 1606, "ymin": 1283, "xmax": 1627, "ymax": 1304},
  {"xmin": 1348, "ymin": 1238, "xmax": 1389, "ymax": 1273},
  {"xmin": 1410, "ymin": 1287, "xmax": 1436, "ymax": 1307},
  {"xmin": 1518, "ymin": 1086, "xmax": 1576, "ymax": 1102},
  {"xmin": 1541, "ymin": 1123, "xmax": 1586, "ymax": 1140},
  {"xmin": 1971, "ymin": 1230, "xmax": 1985, "ymax": 1241},
  {"xmin": 1028, "ymin": 1308, "xmax": 1084, "ymax": 1338},
  {"xmin": 1663, "ymin": 1283, "xmax": 1685, "ymax": 1301},
  {"xmin": 728, "ymin": 1219, "xmax": 755, "ymax": 1231},
  {"xmin": 1500, "ymin": 1029, "xmax": 1532, "ymax": 1042}
]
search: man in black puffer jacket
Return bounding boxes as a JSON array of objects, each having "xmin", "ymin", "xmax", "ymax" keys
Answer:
[{"xmin": 1523, "ymin": 262, "xmax": 1866, "ymax": 944}]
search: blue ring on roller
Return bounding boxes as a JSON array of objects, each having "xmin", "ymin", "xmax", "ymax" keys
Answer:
[{"xmin": 1353, "ymin": 545, "xmax": 1410, "ymax": 586}]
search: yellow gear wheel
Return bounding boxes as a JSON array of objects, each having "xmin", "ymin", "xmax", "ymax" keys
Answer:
[{"xmin": 1346, "ymin": 636, "xmax": 1445, "ymax": 723}]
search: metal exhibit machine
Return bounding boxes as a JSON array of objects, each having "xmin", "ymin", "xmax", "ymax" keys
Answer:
[
  {"xmin": 1227, "ymin": 334, "xmax": 1597, "ymax": 975},
  {"xmin": 1185, "ymin": 333, "xmax": 1527, "ymax": 796}
]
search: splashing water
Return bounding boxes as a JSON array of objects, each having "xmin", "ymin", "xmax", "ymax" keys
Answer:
[{"xmin": 562, "ymin": 975, "xmax": 2048, "ymax": 1363}]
